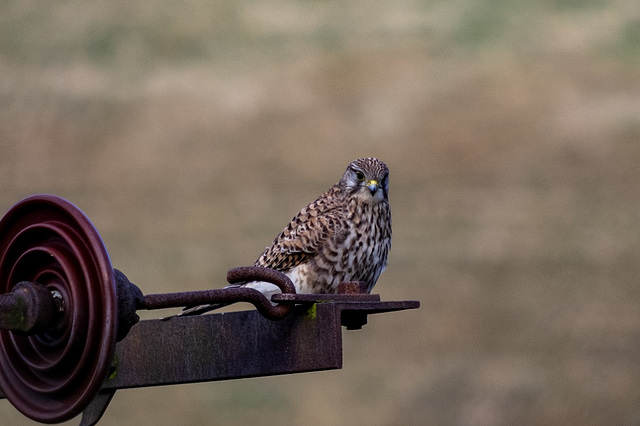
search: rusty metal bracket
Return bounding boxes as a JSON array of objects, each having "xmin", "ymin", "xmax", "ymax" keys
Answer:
[
  {"xmin": 138, "ymin": 266, "xmax": 297, "ymax": 321},
  {"xmin": 86, "ymin": 297, "xmax": 417, "ymax": 425}
]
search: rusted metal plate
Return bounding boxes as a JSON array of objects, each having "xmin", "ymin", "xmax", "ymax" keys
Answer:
[{"xmin": 102, "ymin": 303, "xmax": 343, "ymax": 390}]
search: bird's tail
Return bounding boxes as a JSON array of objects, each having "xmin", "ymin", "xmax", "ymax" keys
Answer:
[
  {"xmin": 161, "ymin": 302, "xmax": 230, "ymax": 320},
  {"xmin": 161, "ymin": 283, "xmax": 246, "ymax": 320},
  {"xmin": 179, "ymin": 302, "xmax": 229, "ymax": 317},
  {"xmin": 160, "ymin": 280, "xmax": 283, "ymax": 320}
]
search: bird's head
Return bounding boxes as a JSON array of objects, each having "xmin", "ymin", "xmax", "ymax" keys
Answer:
[{"xmin": 340, "ymin": 157, "xmax": 390, "ymax": 204}]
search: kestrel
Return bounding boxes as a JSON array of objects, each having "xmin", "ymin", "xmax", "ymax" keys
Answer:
[{"xmin": 180, "ymin": 157, "xmax": 391, "ymax": 316}]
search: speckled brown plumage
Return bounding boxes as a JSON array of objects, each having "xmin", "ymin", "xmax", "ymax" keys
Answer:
[
  {"xmin": 254, "ymin": 157, "xmax": 391, "ymax": 294},
  {"xmin": 177, "ymin": 157, "xmax": 391, "ymax": 316}
]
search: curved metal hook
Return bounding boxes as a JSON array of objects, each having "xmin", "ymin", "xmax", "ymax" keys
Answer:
[
  {"xmin": 139, "ymin": 267, "xmax": 296, "ymax": 321},
  {"xmin": 225, "ymin": 266, "xmax": 296, "ymax": 320}
]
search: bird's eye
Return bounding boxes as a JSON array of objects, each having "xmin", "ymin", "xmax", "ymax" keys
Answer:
[{"xmin": 355, "ymin": 171, "xmax": 365, "ymax": 182}]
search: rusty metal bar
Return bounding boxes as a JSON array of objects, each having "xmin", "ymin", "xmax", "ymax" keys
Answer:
[
  {"xmin": 137, "ymin": 266, "xmax": 297, "ymax": 320},
  {"xmin": 0, "ymin": 281, "xmax": 62, "ymax": 334},
  {"xmin": 104, "ymin": 303, "xmax": 344, "ymax": 391},
  {"xmin": 140, "ymin": 287, "xmax": 291, "ymax": 321}
]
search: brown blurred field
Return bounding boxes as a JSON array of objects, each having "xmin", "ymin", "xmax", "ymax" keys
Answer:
[{"xmin": 2, "ymin": 1, "xmax": 640, "ymax": 425}]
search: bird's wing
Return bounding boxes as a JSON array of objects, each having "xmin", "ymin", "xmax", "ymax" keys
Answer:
[{"xmin": 255, "ymin": 194, "xmax": 345, "ymax": 272}]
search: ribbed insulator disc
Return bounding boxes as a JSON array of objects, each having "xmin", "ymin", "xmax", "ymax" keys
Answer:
[{"xmin": 0, "ymin": 195, "xmax": 117, "ymax": 423}]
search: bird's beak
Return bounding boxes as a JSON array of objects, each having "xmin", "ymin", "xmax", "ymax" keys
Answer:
[{"xmin": 366, "ymin": 180, "xmax": 379, "ymax": 195}]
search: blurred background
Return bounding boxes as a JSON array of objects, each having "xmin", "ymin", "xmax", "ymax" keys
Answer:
[{"xmin": 1, "ymin": 0, "xmax": 640, "ymax": 425}]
